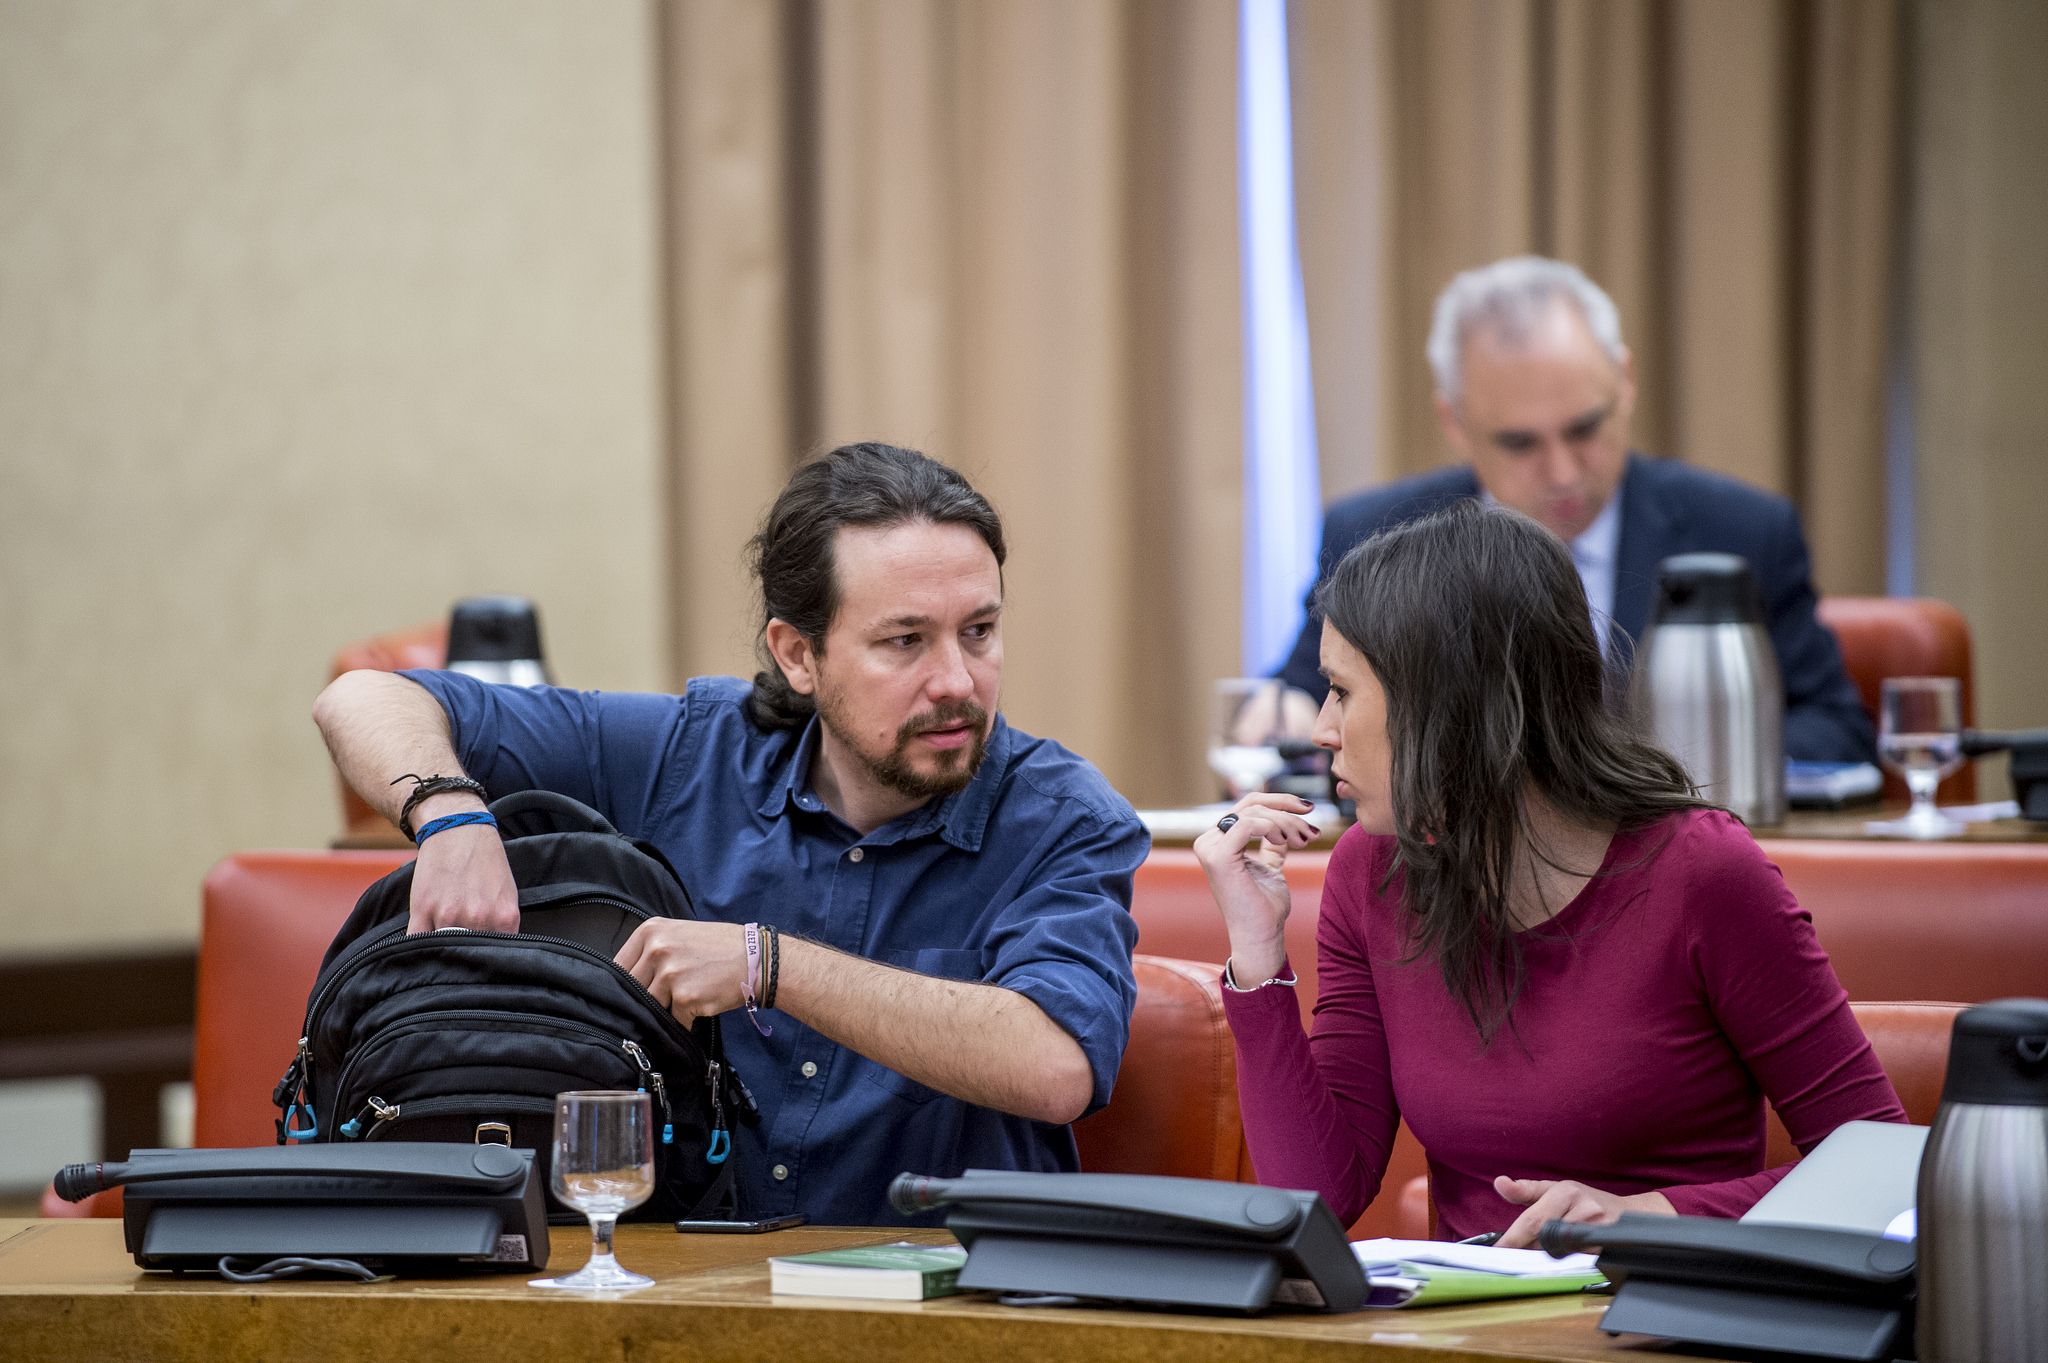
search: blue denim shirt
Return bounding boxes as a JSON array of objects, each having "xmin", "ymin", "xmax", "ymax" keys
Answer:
[{"xmin": 402, "ymin": 671, "xmax": 1145, "ymax": 1224}]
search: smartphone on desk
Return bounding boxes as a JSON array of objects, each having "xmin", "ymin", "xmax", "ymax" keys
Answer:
[{"xmin": 675, "ymin": 1214, "xmax": 807, "ymax": 1233}]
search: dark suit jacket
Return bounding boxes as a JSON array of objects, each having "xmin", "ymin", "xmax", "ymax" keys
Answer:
[{"xmin": 1275, "ymin": 454, "xmax": 1877, "ymax": 763}]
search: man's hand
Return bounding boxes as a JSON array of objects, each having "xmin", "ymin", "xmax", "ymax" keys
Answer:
[
  {"xmin": 407, "ymin": 826, "xmax": 520, "ymax": 934},
  {"xmin": 615, "ymin": 919, "xmax": 749, "ymax": 1022},
  {"xmin": 1225, "ymin": 681, "xmax": 1321, "ymax": 749},
  {"xmin": 1492, "ymin": 1175, "xmax": 1676, "ymax": 1249}
]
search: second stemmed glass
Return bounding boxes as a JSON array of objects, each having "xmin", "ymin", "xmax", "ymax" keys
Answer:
[
  {"xmin": 530, "ymin": 1090, "xmax": 657, "ymax": 1291},
  {"xmin": 1870, "ymin": 676, "xmax": 1966, "ymax": 839}
]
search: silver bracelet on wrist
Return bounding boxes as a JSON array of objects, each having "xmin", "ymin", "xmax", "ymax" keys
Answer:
[{"xmin": 1222, "ymin": 958, "xmax": 1299, "ymax": 993}]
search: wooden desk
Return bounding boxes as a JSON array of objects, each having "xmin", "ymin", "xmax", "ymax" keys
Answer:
[
  {"xmin": 0, "ymin": 1219, "xmax": 1737, "ymax": 1363},
  {"xmin": 1758, "ymin": 807, "xmax": 2048, "ymax": 843},
  {"xmin": 1142, "ymin": 805, "xmax": 2048, "ymax": 849}
]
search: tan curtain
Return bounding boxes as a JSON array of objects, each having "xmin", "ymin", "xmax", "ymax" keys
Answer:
[
  {"xmin": 1290, "ymin": 0, "xmax": 1903, "ymax": 597},
  {"xmin": 656, "ymin": 0, "xmax": 1244, "ymax": 806}
]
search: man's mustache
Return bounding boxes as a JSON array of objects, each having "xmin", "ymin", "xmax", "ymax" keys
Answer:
[{"xmin": 895, "ymin": 701, "xmax": 988, "ymax": 745}]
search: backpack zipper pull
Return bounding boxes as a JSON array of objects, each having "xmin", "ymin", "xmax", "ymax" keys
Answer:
[
  {"xmin": 623, "ymin": 1040, "xmax": 674, "ymax": 1146},
  {"xmin": 704, "ymin": 1059, "xmax": 730, "ymax": 1165},
  {"xmin": 339, "ymin": 1095, "xmax": 401, "ymax": 1140},
  {"xmin": 271, "ymin": 1038, "xmax": 310, "ymax": 1109},
  {"xmin": 277, "ymin": 1037, "xmax": 319, "ymax": 1142}
]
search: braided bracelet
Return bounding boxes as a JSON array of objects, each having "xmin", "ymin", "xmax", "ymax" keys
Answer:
[
  {"xmin": 390, "ymin": 773, "xmax": 488, "ymax": 842},
  {"xmin": 761, "ymin": 925, "xmax": 782, "ymax": 1011},
  {"xmin": 413, "ymin": 811, "xmax": 498, "ymax": 845}
]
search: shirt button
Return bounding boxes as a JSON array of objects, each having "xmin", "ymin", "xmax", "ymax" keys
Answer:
[
  {"xmin": 847, "ymin": 847, "xmax": 864, "ymax": 863},
  {"xmin": 800, "ymin": 1061, "xmax": 818, "ymax": 1079},
  {"xmin": 772, "ymin": 1163, "xmax": 790, "ymax": 1181}
]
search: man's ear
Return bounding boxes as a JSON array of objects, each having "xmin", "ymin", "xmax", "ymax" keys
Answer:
[
  {"xmin": 1433, "ymin": 389, "xmax": 1471, "ymax": 459},
  {"xmin": 764, "ymin": 619, "xmax": 820, "ymax": 696}
]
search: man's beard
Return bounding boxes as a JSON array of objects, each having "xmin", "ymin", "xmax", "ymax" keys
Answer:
[{"xmin": 815, "ymin": 693, "xmax": 991, "ymax": 801}]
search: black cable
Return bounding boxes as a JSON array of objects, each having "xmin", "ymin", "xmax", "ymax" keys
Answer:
[{"xmin": 216, "ymin": 1255, "xmax": 380, "ymax": 1283}]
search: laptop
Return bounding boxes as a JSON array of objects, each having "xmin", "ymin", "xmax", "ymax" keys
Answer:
[{"xmin": 1741, "ymin": 1120, "xmax": 1929, "ymax": 1234}]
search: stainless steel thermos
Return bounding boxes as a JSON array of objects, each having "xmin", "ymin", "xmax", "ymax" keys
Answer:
[
  {"xmin": 445, "ymin": 595, "xmax": 553, "ymax": 688},
  {"xmin": 1917, "ymin": 997, "xmax": 2048, "ymax": 1363},
  {"xmin": 1631, "ymin": 553, "xmax": 1786, "ymax": 825}
]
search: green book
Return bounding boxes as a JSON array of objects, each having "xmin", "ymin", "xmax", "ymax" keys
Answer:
[{"xmin": 768, "ymin": 1242, "xmax": 970, "ymax": 1300}]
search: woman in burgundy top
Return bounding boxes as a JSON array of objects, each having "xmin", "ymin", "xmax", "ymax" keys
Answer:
[{"xmin": 1198, "ymin": 503, "xmax": 1904, "ymax": 1245}]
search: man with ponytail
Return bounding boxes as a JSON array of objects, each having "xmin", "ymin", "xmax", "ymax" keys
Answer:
[{"xmin": 314, "ymin": 442, "xmax": 1145, "ymax": 1225}]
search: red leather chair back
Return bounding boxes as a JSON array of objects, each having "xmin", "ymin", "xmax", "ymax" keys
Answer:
[
  {"xmin": 1766, "ymin": 1001, "xmax": 1960, "ymax": 1165},
  {"xmin": 1074, "ymin": 956, "xmax": 1242, "ymax": 1181},
  {"xmin": 1764, "ymin": 840, "xmax": 2048, "ymax": 1004},
  {"xmin": 327, "ymin": 623, "xmax": 448, "ymax": 837},
  {"xmin": 1129, "ymin": 849, "xmax": 1329, "ymax": 1027},
  {"xmin": 1816, "ymin": 596, "xmax": 1975, "ymax": 802},
  {"xmin": 194, "ymin": 851, "xmax": 411, "ymax": 1146}
]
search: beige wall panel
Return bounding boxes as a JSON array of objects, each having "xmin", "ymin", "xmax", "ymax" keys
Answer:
[
  {"xmin": 1911, "ymin": 0, "xmax": 2048, "ymax": 744},
  {"xmin": 949, "ymin": 0, "xmax": 1137, "ymax": 783},
  {"xmin": 811, "ymin": 0, "xmax": 958, "ymax": 449},
  {"xmin": 1124, "ymin": 0, "xmax": 1245, "ymax": 805},
  {"xmin": 663, "ymin": 0, "xmax": 797, "ymax": 682},
  {"xmin": 1291, "ymin": 0, "xmax": 1394, "ymax": 499},
  {"xmin": 1799, "ymin": 0, "xmax": 1899, "ymax": 597},
  {"xmin": 1546, "ymin": 0, "xmax": 1670, "ymax": 458},
  {"xmin": 1382, "ymin": 0, "xmax": 1540, "ymax": 479},
  {"xmin": 0, "ymin": 1, "xmax": 667, "ymax": 952},
  {"xmin": 1668, "ymin": 0, "xmax": 1791, "ymax": 491}
]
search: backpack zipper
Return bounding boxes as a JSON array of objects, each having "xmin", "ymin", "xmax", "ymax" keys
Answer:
[
  {"xmin": 352, "ymin": 1093, "xmax": 556, "ymax": 1140},
  {"xmin": 329, "ymin": 1009, "xmax": 634, "ymax": 1121},
  {"xmin": 298, "ymin": 897, "xmax": 704, "ymax": 1063},
  {"xmin": 622, "ymin": 1039, "xmax": 676, "ymax": 1146}
]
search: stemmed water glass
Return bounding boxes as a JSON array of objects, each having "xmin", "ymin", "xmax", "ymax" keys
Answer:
[
  {"xmin": 1869, "ymin": 676, "xmax": 1966, "ymax": 839},
  {"xmin": 530, "ymin": 1090, "xmax": 656, "ymax": 1291},
  {"xmin": 1209, "ymin": 677, "xmax": 1289, "ymax": 798}
]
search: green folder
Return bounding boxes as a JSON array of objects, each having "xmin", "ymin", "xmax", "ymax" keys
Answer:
[{"xmin": 1363, "ymin": 1260, "xmax": 1606, "ymax": 1308}]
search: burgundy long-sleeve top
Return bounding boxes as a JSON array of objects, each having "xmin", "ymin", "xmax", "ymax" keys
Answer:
[{"xmin": 1222, "ymin": 810, "xmax": 1906, "ymax": 1241}]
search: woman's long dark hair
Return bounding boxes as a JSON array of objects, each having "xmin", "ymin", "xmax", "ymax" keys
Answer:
[{"xmin": 1314, "ymin": 501, "xmax": 1707, "ymax": 1042}]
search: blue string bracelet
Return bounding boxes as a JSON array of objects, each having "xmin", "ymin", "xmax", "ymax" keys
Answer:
[{"xmin": 413, "ymin": 811, "xmax": 498, "ymax": 845}]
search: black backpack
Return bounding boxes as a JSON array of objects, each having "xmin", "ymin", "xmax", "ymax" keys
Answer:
[{"xmin": 272, "ymin": 791, "xmax": 754, "ymax": 1220}]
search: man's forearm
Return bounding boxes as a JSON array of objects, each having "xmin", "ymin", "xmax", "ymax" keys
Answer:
[
  {"xmin": 777, "ymin": 936, "xmax": 1096, "ymax": 1125},
  {"xmin": 312, "ymin": 670, "xmax": 484, "ymax": 826}
]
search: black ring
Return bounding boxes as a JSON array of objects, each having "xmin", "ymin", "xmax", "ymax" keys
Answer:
[{"xmin": 1216, "ymin": 814, "xmax": 1240, "ymax": 833}]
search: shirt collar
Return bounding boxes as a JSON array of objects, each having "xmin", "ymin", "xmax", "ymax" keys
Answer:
[
  {"xmin": 1571, "ymin": 485, "xmax": 1622, "ymax": 572},
  {"xmin": 1475, "ymin": 485, "xmax": 1622, "ymax": 569},
  {"xmin": 757, "ymin": 712, "xmax": 1012, "ymax": 853}
]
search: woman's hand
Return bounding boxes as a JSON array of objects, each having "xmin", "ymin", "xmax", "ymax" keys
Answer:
[
  {"xmin": 1491, "ymin": 1175, "xmax": 1676, "ymax": 1249},
  {"xmin": 1191, "ymin": 793, "xmax": 1321, "ymax": 984}
]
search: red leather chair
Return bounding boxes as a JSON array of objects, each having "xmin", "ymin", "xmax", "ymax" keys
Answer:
[
  {"xmin": 1817, "ymin": 596, "xmax": 1975, "ymax": 802},
  {"xmin": 40, "ymin": 850, "xmax": 407, "ymax": 1218},
  {"xmin": 327, "ymin": 623, "xmax": 448, "ymax": 839},
  {"xmin": 193, "ymin": 851, "xmax": 413, "ymax": 1146},
  {"xmin": 1765, "ymin": 841, "xmax": 2048, "ymax": 1003},
  {"xmin": 1074, "ymin": 956, "xmax": 1242, "ymax": 1182},
  {"xmin": 1766, "ymin": 1001, "xmax": 1960, "ymax": 1165}
]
